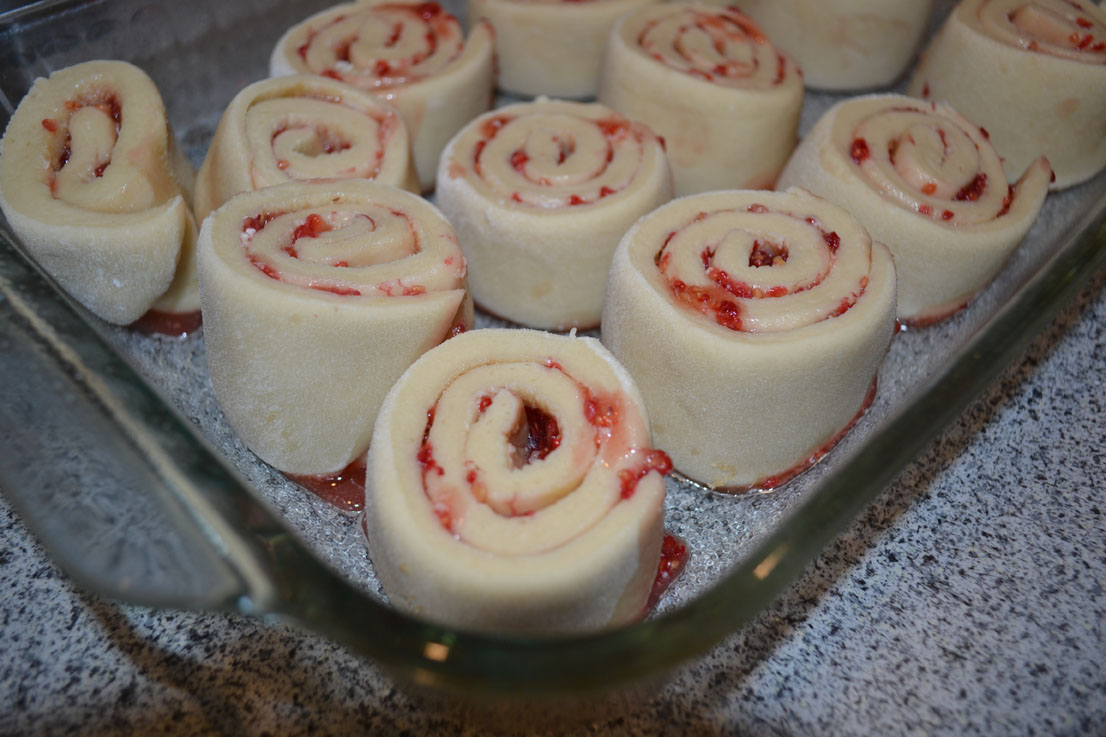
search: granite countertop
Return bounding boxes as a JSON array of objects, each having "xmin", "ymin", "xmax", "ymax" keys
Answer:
[{"xmin": 1, "ymin": 264, "xmax": 1103, "ymax": 735}]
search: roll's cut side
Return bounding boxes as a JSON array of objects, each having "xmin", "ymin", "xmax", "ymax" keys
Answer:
[
  {"xmin": 0, "ymin": 60, "xmax": 195, "ymax": 325},
  {"xmin": 194, "ymin": 74, "xmax": 417, "ymax": 225},
  {"xmin": 271, "ymin": 0, "xmax": 495, "ymax": 190},
  {"xmin": 436, "ymin": 99, "xmax": 672, "ymax": 330},
  {"xmin": 602, "ymin": 188, "xmax": 896, "ymax": 490},
  {"xmin": 197, "ymin": 180, "xmax": 471, "ymax": 476},
  {"xmin": 598, "ymin": 3, "xmax": 803, "ymax": 196},
  {"xmin": 778, "ymin": 94, "xmax": 1051, "ymax": 324},
  {"xmin": 366, "ymin": 328, "xmax": 668, "ymax": 633},
  {"xmin": 909, "ymin": 0, "xmax": 1106, "ymax": 190}
]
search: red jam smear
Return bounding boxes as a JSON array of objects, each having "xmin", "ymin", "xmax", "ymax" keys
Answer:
[
  {"xmin": 642, "ymin": 532, "xmax": 689, "ymax": 617},
  {"xmin": 291, "ymin": 212, "xmax": 333, "ymax": 243},
  {"xmin": 658, "ymin": 207, "xmax": 855, "ymax": 331},
  {"xmin": 850, "ymin": 137, "xmax": 870, "ymax": 164},
  {"xmin": 618, "ymin": 449, "xmax": 673, "ymax": 499},
  {"xmin": 954, "ymin": 173, "xmax": 987, "ymax": 202},
  {"xmin": 129, "ymin": 309, "xmax": 203, "ymax": 338},
  {"xmin": 511, "ymin": 404, "xmax": 562, "ymax": 465},
  {"xmin": 44, "ymin": 93, "xmax": 123, "ymax": 186},
  {"xmin": 289, "ymin": 458, "xmax": 367, "ymax": 513}
]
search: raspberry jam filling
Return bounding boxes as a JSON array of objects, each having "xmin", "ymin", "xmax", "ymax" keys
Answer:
[
  {"xmin": 418, "ymin": 363, "xmax": 671, "ymax": 535},
  {"xmin": 239, "ymin": 207, "xmax": 425, "ymax": 297},
  {"xmin": 303, "ymin": 1, "xmax": 463, "ymax": 87},
  {"xmin": 267, "ymin": 105, "xmax": 397, "ymax": 180},
  {"xmin": 657, "ymin": 207, "xmax": 851, "ymax": 331},
  {"xmin": 849, "ymin": 107, "xmax": 1017, "ymax": 223},
  {"xmin": 637, "ymin": 8, "xmax": 786, "ymax": 86},
  {"xmin": 1006, "ymin": 3, "xmax": 1106, "ymax": 56},
  {"xmin": 43, "ymin": 91, "xmax": 123, "ymax": 192},
  {"xmin": 470, "ymin": 113, "xmax": 646, "ymax": 207}
]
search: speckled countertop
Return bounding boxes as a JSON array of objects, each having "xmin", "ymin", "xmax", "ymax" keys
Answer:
[{"xmin": 2, "ymin": 265, "xmax": 1104, "ymax": 735}]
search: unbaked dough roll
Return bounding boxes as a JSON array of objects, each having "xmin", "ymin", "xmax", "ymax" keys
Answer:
[
  {"xmin": 197, "ymin": 180, "xmax": 471, "ymax": 476},
  {"xmin": 366, "ymin": 328, "xmax": 669, "ymax": 633},
  {"xmin": 908, "ymin": 0, "xmax": 1106, "ymax": 189},
  {"xmin": 270, "ymin": 0, "xmax": 495, "ymax": 191},
  {"xmin": 598, "ymin": 3, "xmax": 803, "ymax": 196},
  {"xmin": 194, "ymin": 75, "xmax": 416, "ymax": 225},
  {"xmin": 467, "ymin": 0, "xmax": 661, "ymax": 98},
  {"xmin": 602, "ymin": 188, "xmax": 896, "ymax": 491},
  {"xmin": 728, "ymin": 0, "xmax": 934, "ymax": 90},
  {"xmin": 778, "ymin": 95, "xmax": 1051, "ymax": 324},
  {"xmin": 436, "ymin": 99, "xmax": 672, "ymax": 330},
  {"xmin": 0, "ymin": 60, "xmax": 194, "ymax": 325}
]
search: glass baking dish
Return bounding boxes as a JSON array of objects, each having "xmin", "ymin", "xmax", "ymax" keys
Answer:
[{"xmin": 1, "ymin": 0, "xmax": 1104, "ymax": 696}]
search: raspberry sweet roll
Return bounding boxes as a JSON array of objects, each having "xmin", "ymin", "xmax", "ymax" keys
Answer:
[
  {"xmin": 909, "ymin": 0, "xmax": 1106, "ymax": 190},
  {"xmin": 436, "ymin": 99, "xmax": 672, "ymax": 330},
  {"xmin": 777, "ymin": 95, "xmax": 1051, "ymax": 324},
  {"xmin": 270, "ymin": 0, "xmax": 495, "ymax": 191},
  {"xmin": 598, "ymin": 3, "xmax": 803, "ymax": 197},
  {"xmin": 467, "ymin": 0, "xmax": 660, "ymax": 98},
  {"xmin": 365, "ymin": 328, "xmax": 670, "ymax": 633},
  {"xmin": 196, "ymin": 181, "xmax": 471, "ymax": 476},
  {"xmin": 729, "ymin": 0, "xmax": 934, "ymax": 91},
  {"xmin": 0, "ymin": 60, "xmax": 196, "ymax": 325},
  {"xmin": 602, "ymin": 189, "xmax": 897, "ymax": 491},
  {"xmin": 193, "ymin": 75, "xmax": 416, "ymax": 225}
]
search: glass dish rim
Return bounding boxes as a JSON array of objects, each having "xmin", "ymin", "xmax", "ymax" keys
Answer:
[{"xmin": 1, "ymin": 0, "xmax": 1105, "ymax": 696}]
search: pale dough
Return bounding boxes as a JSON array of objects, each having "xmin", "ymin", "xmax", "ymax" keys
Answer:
[
  {"xmin": 436, "ymin": 98, "xmax": 672, "ymax": 330},
  {"xmin": 778, "ymin": 94, "xmax": 1051, "ymax": 323},
  {"xmin": 598, "ymin": 3, "xmax": 803, "ymax": 196},
  {"xmin": 0, "ymin": 60, "xmax": 195, "ymax": 324},
  {"xmin": 602, "ymin": 189, "xmax": 897, "ymax": 490},
  {"xmin": 197, "ymin": 180, "xmax": 471, "ymax": 475},
  {"xmin": 194, "ymin": 74, "xmax": 417, "ymax": 225},
  {"xmin": 366, "ymin": 328, "xmax": 667, "ymax": 633},
  {"xmin": 271, "ymin": 0, "xmax": 495, "ymax": 191},
  {"xmin": 909, "ymin": 0, "xmax": 1106, "ymax": 190}
]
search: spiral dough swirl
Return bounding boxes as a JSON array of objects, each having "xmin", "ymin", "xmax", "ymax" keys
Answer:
[
  {"xmin": 778, "ymin": 94, "xmax": 1052, "ymax": 322},
  {"xmin": 437, "ymin": 100, "xmax": 672, "ymax": 330},
  {"xmin": 971, "ymin": 0, "xmax": 1106, "ymax": 60},
  {"xmin": 0, "ymin": 60, "xmax": 194, "ymax": 325},
  {"xmin": 366, "ymin": 329, "xmax": 668, "ymax": 633},
  {"xmin": 197, "ymin": 181, "xmax": 471, "ymax": 476},
  {"xmin": 272, "ymin": 1, "xmax": 496, "ymax": 190},
  {"xmin": 282, "ymin": 1, "xmax": 465, "ymax": 88},
  {"xmin": 451, "ymin": 104, "xmax": 664, "ymax": 209},
  {"xmin": 195, "ymin": 75, "xmax": 415, "ymax": 224},
  {"xmin": 598, "ymin": 2, "xmax": 802, "ymax": 196},
  {"xmin": 908, "ymin": 0, "xmax": 1106, "ymax": 189},
  {"xmin": 634, "ymin": 5, "xmax": 788, "ymax": 88},
  {"xmin": 654, "ymin": 202, "xmax": 873, "ymax": 334},
  {"xmin": 602, "ymin": 189, "xmax": 896, "ymax": 490}
]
